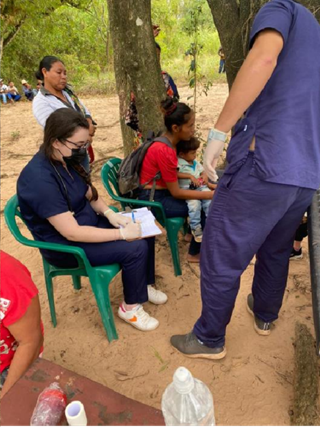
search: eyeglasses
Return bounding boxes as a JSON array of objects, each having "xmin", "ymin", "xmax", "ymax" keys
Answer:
[{"xmin": 62, "ymin": 139, "xmax": 90, "ymax": 149}]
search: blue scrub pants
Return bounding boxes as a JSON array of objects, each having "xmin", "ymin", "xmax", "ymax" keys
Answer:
[
  {"xmin": 44, "ymin": 217, "xmax": 155, "ymax": 305},
  {"xmin": 193, "ymin": 152, "xmax": 315, "ymax": 348}
]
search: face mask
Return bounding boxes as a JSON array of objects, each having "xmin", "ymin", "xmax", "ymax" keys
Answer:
[{"xmin": 62, "ymin": 146, "xmax": 87, "ymax": 165}]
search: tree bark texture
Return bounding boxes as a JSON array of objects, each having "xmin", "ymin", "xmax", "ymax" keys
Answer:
[
  {"xmin": 207, "ymin": 0, "xmax": 320, "ymax": 89},
  {"xmin": 107, "ymin": 0, "xmax": 166, "ymax": 156},
  {"xmin": 291, "ymin": 322, "xmax": 319, "ymax": 426}
]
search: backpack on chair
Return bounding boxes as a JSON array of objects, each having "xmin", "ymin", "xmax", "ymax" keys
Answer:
[{"xmin": 118, "ymin": 131, "xmax": 173, "ymax": 200}]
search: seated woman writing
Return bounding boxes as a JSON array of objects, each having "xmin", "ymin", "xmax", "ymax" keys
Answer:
[
  {"xmin": 17, "ymin": 109, "xmax": 167, "ymax": 333},
  {"xmin": 139, "ymin": 98, "xmax": 213, "ymax": 263}
]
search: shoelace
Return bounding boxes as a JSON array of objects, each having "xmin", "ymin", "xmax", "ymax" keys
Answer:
[{"xmin": 135, "ymin": 306, "xmax": 151, "ymax": 325}]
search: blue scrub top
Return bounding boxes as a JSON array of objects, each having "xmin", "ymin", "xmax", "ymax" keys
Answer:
[
  {"xmin": 17, "ymin": 151, "xmax": 98, "ymax": 265},
  {"xmin": 225, "ymin": 0, "xmax": 320, "ymax": 190}
]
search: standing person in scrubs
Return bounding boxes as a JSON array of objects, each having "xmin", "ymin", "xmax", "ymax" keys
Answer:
[{"xmin": 171, "ymin": 0, "xmax": 320, "ymax": 359}]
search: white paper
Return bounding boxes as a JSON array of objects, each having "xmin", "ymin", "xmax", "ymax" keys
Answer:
[{"xmin": 120, "ymin": 207, "xmax": 162, "ymax": 238}]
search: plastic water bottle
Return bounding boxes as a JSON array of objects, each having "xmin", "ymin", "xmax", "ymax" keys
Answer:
[
  {"xmin": 161, "ymin": 367, "xmax": 215, "ymax": 426},
  {"xmin": 30, "ymin": 382, "xmax": 67, "ymax": 426}
]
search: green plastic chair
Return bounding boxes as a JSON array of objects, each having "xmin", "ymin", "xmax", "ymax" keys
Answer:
[
  {"xmin": 101, "ymin": 158, "xmax": 185, "ymax": 276},
  {"xmin": 4, "ymin": 195, "xmax": 121, "ymax": 342}
]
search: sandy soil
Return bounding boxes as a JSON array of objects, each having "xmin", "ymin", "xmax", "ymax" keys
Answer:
[{"xmin": 0, "ymin": 85, "xmax": 317, "ymax": 425}]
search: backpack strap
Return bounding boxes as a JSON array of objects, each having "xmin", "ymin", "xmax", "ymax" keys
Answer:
[{"xmin": 148, "ymin": 136, "xmax": 174, "ymax": 201}]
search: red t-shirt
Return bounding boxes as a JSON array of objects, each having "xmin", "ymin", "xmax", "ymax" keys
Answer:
[
  {"xmin": 0, "ymin": 251, "xmax": 43, "ymax": 372},
  {"xmin": 140, "ymin": 142, "xmax": 178, "ymax": 188}
]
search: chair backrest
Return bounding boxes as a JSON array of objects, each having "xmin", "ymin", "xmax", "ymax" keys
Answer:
[
  {"xmin": 101, "ymin": 158, "xmax": 122, "ymax": 199},
  {"xmin": 4, "ymin": 194, "xmax": 92, "ymax": 271},
  {"xmin": 4, "ymin": 194, "xmax": 28, "ymax": 245}
]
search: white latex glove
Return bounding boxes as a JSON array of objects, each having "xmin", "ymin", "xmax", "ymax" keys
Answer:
[
  {"xmin": 104, "ymin": 209, "xmax": 132, "ymax": 228},
  {"xmin": 203, "ymin": 128, "xmax": 227, "ymax": 182},
  {"xmin": 119, "ymin": 222, "xmax": 142, "ymax": 240}
]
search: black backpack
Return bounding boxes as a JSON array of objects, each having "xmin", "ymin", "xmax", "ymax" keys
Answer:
[{"xmin": 118, "ymin": 132, "xmax": 173, "ymax": 200}]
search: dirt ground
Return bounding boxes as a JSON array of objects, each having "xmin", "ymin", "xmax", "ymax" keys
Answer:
[{"xmin": 0, "ymin": 84, "xmax": 318, "ymax": 425}]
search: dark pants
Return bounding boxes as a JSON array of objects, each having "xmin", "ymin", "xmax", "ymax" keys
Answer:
[
  {"xmin": 0, "ymin": 367, "xmax": 9, "ymax": 389},
  {"xmin": 43, "ymin": 217, "xmax": 155, "ymax": 305},
  {"xmin": 139, "ymin": 189, "xmax": 203, "ymax": 255},
  {"xmin": 12, "ymin": 94, "xmax": 21, "ymax": 102},
  {"xmin": 193, "ymin": 152, "xmax": 315, "ymax": 348},
  {"xmin": 295, "ymin": 221, "xmax": 308, "ymax": 242},
  {"xmin": 219, "ymin": 59, "xmax": 225, "ymax": 73}
]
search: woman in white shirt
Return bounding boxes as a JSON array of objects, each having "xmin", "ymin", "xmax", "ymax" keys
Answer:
[{"xmin": 33, "ymin": 56, "xmax": 96, "ymax": 169}]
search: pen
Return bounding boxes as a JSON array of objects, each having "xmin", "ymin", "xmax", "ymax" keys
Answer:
[{"xmin": 132, "ymin": 211, "xmax": 136, "ymax": 223}]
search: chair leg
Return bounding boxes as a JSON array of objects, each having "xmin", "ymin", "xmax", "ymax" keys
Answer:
[
  {"xmin": 72, "ymin": 275, "xmax": 82, "ymax": 290},
  {"xmin": 166, "ymin": 223, "xmax": 182, "ymax": 277},
  {"xmin": 42, "ymin": 261, "xmax": 57, "ymax": 327},
  {"xmin": 90, "ymin": 275, "xmax": 118, "ymax": 342}
]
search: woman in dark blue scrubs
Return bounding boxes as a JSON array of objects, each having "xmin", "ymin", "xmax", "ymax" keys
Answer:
[{"xmin": 17, "ymin": 109, "xmax": 168, "ymax": 333}]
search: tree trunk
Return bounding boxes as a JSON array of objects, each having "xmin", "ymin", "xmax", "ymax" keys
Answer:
[
  {"xmin": 291, "ymin": 322, "xmax": 319, "ymax": 425},
  {"xmin": 207, "ymin": 0, "xmax": 268, "ymax": 89},
  {"xmin": 107, "ymin": 0, "xmax": 166, "ymax": 156},
  {"xmin": 207, "ymin": 0, "xmax": 320, "ymax": 90}
]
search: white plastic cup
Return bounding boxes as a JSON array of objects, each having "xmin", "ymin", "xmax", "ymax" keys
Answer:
[{"xmin": 65, "ymin": 401, "xmax": 87, "ymax": 426}]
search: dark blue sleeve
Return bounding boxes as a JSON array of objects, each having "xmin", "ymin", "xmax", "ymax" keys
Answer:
[
  {"xmin": 168, "ymin": 74, "xmax": 179, "ymax": 99},
  {"xmin": 18, "ymin": 172, "xmax": 70, "ymax": 219},
  {"xmin": 250, "ymin": 0, "xmax": 294, "ymax": 48}
]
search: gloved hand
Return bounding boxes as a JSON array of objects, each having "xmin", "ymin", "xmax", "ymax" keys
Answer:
[
  {"xmin": 104, "ymin": 209, "xmax": 132, "ymax": 228},
  {"xmin": 119, "ymin": 222, "xmax": 142, "ymax": 240},
  {"xmin": 203, "ymin": 128, "xmax": 227, "ymax": 182}
]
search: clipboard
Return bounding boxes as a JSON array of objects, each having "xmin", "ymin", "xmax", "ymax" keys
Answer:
[{"xmin": 120, "ymin": 207, "xmax": 163, "ymax": 238}]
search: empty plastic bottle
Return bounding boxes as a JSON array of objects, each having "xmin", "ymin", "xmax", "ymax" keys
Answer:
[
  {"xmin": 30, "ymin": 382, "xmax": 67, "ymax": 426},
  {"xmin": 161, "ymin": 367, "xmax": 215, "ymax": 426}
]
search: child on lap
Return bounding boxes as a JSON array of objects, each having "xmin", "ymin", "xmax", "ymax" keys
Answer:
[{"xmin": 177, "ymin": 137, "xmax": 213, "ymax": 243}]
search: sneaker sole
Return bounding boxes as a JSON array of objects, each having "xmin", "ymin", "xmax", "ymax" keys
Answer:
[
  {"xmin": 289, "ymin": 255, "xmax": 303, "ymax": 261},
  {"xmin": 246, "ymin": 303, "xmax": 271, "ymax": 336},
  {"xmin": 117, "ymin": 313, "xmax": 159, "ymax": 332},
  {"xmin": 171, "ymin": 343, "xmax": 227, "ymax": 360},
  {"xmin": 148, "ymin": 298, "xmax": 168, "ymax": 305}
]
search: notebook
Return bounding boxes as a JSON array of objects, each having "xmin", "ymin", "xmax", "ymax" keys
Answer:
[{"xmin": 120, "ymin": 207, "xmax": 162, "ymax": 238}]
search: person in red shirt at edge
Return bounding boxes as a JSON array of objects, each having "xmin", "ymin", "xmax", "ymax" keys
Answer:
[
  {"xmin": 0, "ymin": 251, "xmax": 43, "ymax": 398},
  {"xmin": 139, "ymin": 97, "xmax": 213, "ymax": 263}
]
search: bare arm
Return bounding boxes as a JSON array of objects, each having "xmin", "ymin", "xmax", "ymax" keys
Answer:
[
  {"xmin": 0, "ymin": 297, "xmax": 43, "ymax": 398},
  {"xmin": 166, "ymin": 181, "xmax": 213, "ymax": 200},
  {"xmin": 48, "ymin": 211, "xmax": 121, "ymax": 242},
  {"xmin": 215, "ymin": 30, "xmax": 284, "ymax": 133},
  {"xmin": 177, "ymin": 172, "xmax": 200, "ymax": 186}
]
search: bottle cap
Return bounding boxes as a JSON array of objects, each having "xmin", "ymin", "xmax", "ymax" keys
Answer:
[{"xmin": 173, "ymin": 367, "xmax": 195, "ymax": 394}]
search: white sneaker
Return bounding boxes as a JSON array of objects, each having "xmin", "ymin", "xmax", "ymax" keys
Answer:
[
  {"xmin": 191, "ymin": 225, "xmax": 203, "ymax": 243},
  {"xmin": 118, "ymin": 304, "xmax": 159, "ymax": 331},
  {"xmin": 147, "ymin": 285, "xmax": 168, "ymax": 305}
]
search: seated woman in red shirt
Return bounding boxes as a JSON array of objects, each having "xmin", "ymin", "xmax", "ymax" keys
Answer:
[
  {"xmin": 139, "ymin": 98, "xmax": 213, "ymax": 262},
  {"xmin": 0, "ymin": 251, "xmax": 43, "ymax": 398}
]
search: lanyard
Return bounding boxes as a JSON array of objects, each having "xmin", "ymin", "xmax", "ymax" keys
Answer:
[{"xmin": 50, "ymin": 161, "xmax": 75, "ymax": 215}]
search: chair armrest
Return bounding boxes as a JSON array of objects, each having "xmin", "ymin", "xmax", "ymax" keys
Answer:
[
  {"xmin": 11, "ymin": 228, "xmax": 92, "ymax": 271},
  {"xmin": 111, "ymin": 195, "xmax": 167, "ymax": 226}
]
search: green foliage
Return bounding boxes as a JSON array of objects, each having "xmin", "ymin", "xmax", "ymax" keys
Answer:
[{"xmin": 1, "ymin": 0, "xmax": 225, "ymax": 94}]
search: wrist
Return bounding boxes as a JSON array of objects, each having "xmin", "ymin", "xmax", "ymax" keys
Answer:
[
  {"xmin": 208, "ymin": 128, "xmax": 227, "ymax": 143},
  {"xmin": 119, "ymin": 228, "xmax": 125, "ymax": 240},
  {"xmin": 104, "ymin": 209, "xmax": 112, "ymax": 218}
]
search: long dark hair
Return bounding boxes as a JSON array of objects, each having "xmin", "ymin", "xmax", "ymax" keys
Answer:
[
  {"xmin": 40, "ymin": 109, "xmax": 98, "ymax": 201},
  {"xmin": 35, "ymin": 56, "xmax": 63, "ymax": 81},
  {"xmin": 160, "ymin": 97, "xmax": 192, "ymax": 132}
]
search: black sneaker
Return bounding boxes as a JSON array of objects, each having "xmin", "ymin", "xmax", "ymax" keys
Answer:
[
  {"xmin": 289, "ymin": 248, "xmax": 303, "ymax": 260},
  {"xmin": 170, "ymin": 332, "xmax": 226, "ymax": 360},
  {"xmin": 247, "ymin": 294, "xmax": 272, "ymax": 336}
]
